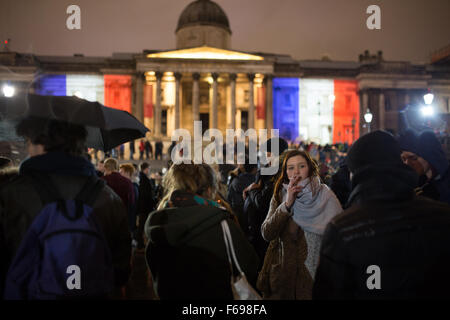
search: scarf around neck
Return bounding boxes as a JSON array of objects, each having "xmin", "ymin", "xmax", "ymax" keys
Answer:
[{"xmin": 283, "ymin": 175, "xmax": 343, "ymax": 235}]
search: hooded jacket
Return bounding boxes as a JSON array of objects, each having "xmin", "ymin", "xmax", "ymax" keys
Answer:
[
  {"xmin": 144, "ymin": 191, "xmax": 260, "ymax": 300},
  {"xmin": 398, "ymin": 130, "xmax": 450, "ymax": 204},
  {"xmin": 0, "ymin": 152, "xmax": 131, "ymax": 295},
  {"xmin": 416, "ymin": 131, "xmax": 450, "ymax": 204},
  {"xmin": 313, "ymin": 131, "xmax": 450, "ymax": 299}
]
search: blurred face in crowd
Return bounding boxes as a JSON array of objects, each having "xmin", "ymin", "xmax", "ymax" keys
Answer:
[
  {"xmin": 97, "ymin": 161, "xmax": 105, "ymax": 173},
  {"xmin": 286, "ymin": 155, "xmax": 309, "ymax": 182},
  {"xmin": 401, "ymin": 151, "xmax": 426, "ymax": 176},
  {"xmin": 26, "ymin": 139, "xmax": 45, "ymax": 157},
  {"xmin": 119, "ymin": 168, "xmax": 131, "ymax": 180}
]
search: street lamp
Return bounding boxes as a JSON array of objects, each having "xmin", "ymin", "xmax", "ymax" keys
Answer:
[
  {"xmin": 2, "ymin": 84, "xmax": 15, "ymax": 97},
  {"xmin": 424, "ymin": 93, "xmax": 434, "ymax": 105},
  {"xmin": 364, "ymin": 109, "xmax": 373, "ymax": 133},
  {"xmin": 421, "ymin": 92, "xmax": 434, "ymax": 118}
]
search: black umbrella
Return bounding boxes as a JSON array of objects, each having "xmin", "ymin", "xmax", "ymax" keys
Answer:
[{"xmin": 0, "ymin": 94, "xmax": 150, "ymax": 151}]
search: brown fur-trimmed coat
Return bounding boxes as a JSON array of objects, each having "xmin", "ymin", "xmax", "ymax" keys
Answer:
[{"xmin": 257, "ymin": 195, "xmax": 313, "ymax": 300}]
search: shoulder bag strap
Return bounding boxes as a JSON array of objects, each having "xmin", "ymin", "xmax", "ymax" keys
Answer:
[{"xmin": 221, "ymin": 219, "xmax": 244, "ymax": 275}]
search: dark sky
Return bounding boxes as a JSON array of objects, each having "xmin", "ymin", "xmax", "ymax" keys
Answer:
[{"xmin": 1, "ymin": 0, "xmax": 449, "ymax": 63}]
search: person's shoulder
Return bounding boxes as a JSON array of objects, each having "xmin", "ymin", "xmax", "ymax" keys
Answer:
[
  {"xmin": 96, "ymin": 181, "xmax": 124, "ymax": 205},
  {"xmin": 0, "ymin": 172, "xmax": 32, "ymax": 196}
]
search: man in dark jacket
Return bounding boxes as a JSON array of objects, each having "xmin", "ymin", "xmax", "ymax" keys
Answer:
[
  {"xmin": 227, "ymin": 162, "xmax": 257, "ymax": 234},
  {"xmin": 242, "ymin": 137, "xmax": 289, "ymax": 262},
  {"xmin": 313, "ymin": 130, "xmax": 450, "ymax": 299},
  {"xmin": 155, "ymin": 140, "xmax": 163, "ymax": 160},
  {"xmin": 329, "ymin": 162, "xmax": 351, "ymax": 208},
  {"xmin": 398, "ymin": 129, "xmax": 450, "ymax": 204},
  {"xmin": 101, "ymin": 158, "xmax": 135, "ymax": 211},
  {"xmin": 0, "ymin": 117, "xmax": 131, "ymax": 297},
  {"xmin": 144, "ymin": 140, "xmax": 153, "ymax": 160},
  {"xmin": 136, "ymin": 162, "xmax": 156, "ymax": 249}
]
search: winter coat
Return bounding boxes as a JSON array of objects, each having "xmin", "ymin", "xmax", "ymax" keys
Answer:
[
  {"xmin": 258, "ymin": 195, "xmax": 314, "ymax": 300},
  {"xmin": 137, "ymin": 172, "xmax": 156, "ymax": 215},
  {"xmin": 313, "ymin": 164, "xmax": 450, "ymax": 299},
  {"xmin": 329, "ymin": 163, "xmax": 351, "ymax": 208},
  {"xmin": 0, "ymin": 152, "xmax": 131, "ymax": 295},
  {"xmin": 145, "ymin": 141, "xmax": 152, "ymax": 153},
  {"xmin": 144, "ymin": 190, "xmax": 260, "ymax": 300},
  {"xmin": 227, "ymin": 172, "xmax": 255, "ymax": 234},
  {"xmin": 244, "ymin": 173, "xmax": 273, "ymax": 262},
  {"xmin": 101, "ymin": 172, "xmax": 135, "ymax": 210}
]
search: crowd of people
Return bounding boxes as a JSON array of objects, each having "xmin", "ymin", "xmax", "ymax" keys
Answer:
[{"xmin": 1, "ymin": 115, "xmax": 450, "ymax": 300}]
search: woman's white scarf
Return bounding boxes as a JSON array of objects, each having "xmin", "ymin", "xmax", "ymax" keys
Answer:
[{"xmin": 283, "ymin": 175, "xmax": 342, "ymax": 235}]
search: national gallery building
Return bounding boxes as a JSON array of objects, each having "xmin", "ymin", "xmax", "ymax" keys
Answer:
[{"xmin": 1, "ymin": 0, "xmax": 449, "ymax": 148}]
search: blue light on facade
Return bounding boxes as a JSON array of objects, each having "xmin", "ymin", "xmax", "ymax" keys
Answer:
[
  {"xmin": 272, "ymin": 78, "xmax": 299, "ymax": 142},
  {"xmin": 35, "ymin": 74, "xmax": 67, "ymax": 96}
]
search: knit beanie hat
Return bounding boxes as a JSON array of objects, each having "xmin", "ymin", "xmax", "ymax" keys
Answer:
[
  {"xmin": 397, "ymin": 129, "xmax": 419, "ymax": 154},
  {"xmin": 416, "ymin": 130, "xmax": 448, "ymax": 176},
  {"xmin": 262, "ymin": 137, "xmax": 289, "ymax": 155},
  {"xmin": 346, "ymin": 130, "xmax": 403, "ymax": 173}
]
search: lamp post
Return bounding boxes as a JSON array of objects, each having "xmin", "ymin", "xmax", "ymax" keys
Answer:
[
  {"xmin": 364, "ymin": 109, "xmax": 373, "ymax": 133},
  {"xmin": 2, "ymin": 84, "xmax": 15, "ymax": 97},
  {"xmin": 424, "ymin": 92, "xmax": 434, "ymax": 105},
  {"xmin": 421, "ymin": 92, "xmax": 434, "ymax": 117},
  {"xmin": 351, "ymin": 117, "xmax": 356, "ymax": 142}
]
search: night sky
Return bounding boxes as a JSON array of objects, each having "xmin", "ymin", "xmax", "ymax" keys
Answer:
[{"xmin": 0, "ymin": 0, "xmax": 449, "ymax": 63}]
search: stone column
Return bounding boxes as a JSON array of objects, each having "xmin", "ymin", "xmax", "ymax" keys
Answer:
[
  {"xmin": 154, "ymin": 71, "xmax": 162, "ymax": 137},
  {"xmin": 192, "ymin": 72, "xmax": 200, "ymax": 122},
  {"xmin": 361, "ymin": 90, "xmax": 369, "ymax": 134},
  {"xmin": 229, "ymin": 73, "xmax": 237, "ymax": 129},
  {"xmin": 248, "ymin": 73, "xmax": 255, "ymax": 129},
  {"xmin": 174, "ymin": 72, "xmax": 182, "ymax": 130},
  {"xmin": 379, "ymin": 92, "xmax": 385, "ymax": 130},
  {"xmin": 404, "ymin": 92, "xmax": 410, "ymax": 106},
  {"xmin": 211, "ymin": 73, "xmax": 219, "ymax": 129},
  {"xmin": 265, "ymin": 75, "xmax": 273, "ymax": 131},
  {"xmin": 134, "ymin": 72, "xmax": 144, "ymax": 122}
]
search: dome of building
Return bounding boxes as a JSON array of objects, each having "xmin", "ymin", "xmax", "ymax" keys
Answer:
[{"xmin": 176, "ymin": 0, "xmax": 231, "ymax": 33}]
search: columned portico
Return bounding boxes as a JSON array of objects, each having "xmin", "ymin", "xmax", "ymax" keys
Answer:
[
  {"xmin": 211, "ymin": 73, "xmax": 219, "ymax": 129},
  {"xmin": 229, "ymin": 73, "xmax": 237, "ymax": 129},
  {"xmin": 247, "ymin": 73, "xmax": 255, "ymax": 130},
  {"xmin": 174, "ymin": 72, "xmax": 182, "ymax": 130},
  {"xmin": 192, "ymin": 72, "xmax": 200, "ymax": 123},
  {"xmin": 154, "ymin": 71, "xmax": 163, "ymax": 137}
]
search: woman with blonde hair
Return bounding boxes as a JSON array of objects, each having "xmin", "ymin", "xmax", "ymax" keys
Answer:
[
  {"xmin": 144, "ymin": 162, "xmax": 259, "ymax": 300},
  {"xmin": 257, "ymin": 150, "xmax": 342, "ymax": 300}
]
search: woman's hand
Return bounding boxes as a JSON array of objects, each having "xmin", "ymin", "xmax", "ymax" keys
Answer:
[{"xmin": 285, "ymin": 175, "xmax": 303, "ymax": 210}]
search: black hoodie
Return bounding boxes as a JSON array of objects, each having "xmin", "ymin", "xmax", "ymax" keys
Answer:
[{"xmin": 144, "ymin": 195, "xmax": 260, "ymax": 300}]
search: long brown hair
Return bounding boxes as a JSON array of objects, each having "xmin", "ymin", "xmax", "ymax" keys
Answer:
[{"xmin": 273, "ymin": 150, "xmax": 319, "ymax": 203}]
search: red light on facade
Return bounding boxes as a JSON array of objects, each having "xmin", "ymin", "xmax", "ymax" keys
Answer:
[{"xmin": 4, "ymin": 40, "xmax": 8, "ymax": 44}]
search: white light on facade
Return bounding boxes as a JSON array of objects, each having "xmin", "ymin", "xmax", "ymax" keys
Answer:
[
  {"xmin": 424, "ymin": 93, "xmax": 434, "ymax": 105},
  {"xmin": 328, "ymin": 94, "xmax": 335, "ymax": 103},
  {"xmin": 2, "ymin": 84, "xmax": 15, "ymax": 97}
]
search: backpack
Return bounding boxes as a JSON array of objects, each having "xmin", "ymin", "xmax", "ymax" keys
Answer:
[{"xmin": 4, "ymin": 174, "xmax": 115, "ymax": 300}]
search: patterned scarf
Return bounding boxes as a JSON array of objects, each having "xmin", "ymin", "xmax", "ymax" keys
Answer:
[{"xmin": 283, "ymin": 176, "xmax": 343, "ymax": 235}]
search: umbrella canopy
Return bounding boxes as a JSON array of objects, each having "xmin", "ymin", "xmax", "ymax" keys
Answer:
[{"xmin": 0, "ymin": 94, "xmax": 150, "ymax": 151}]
